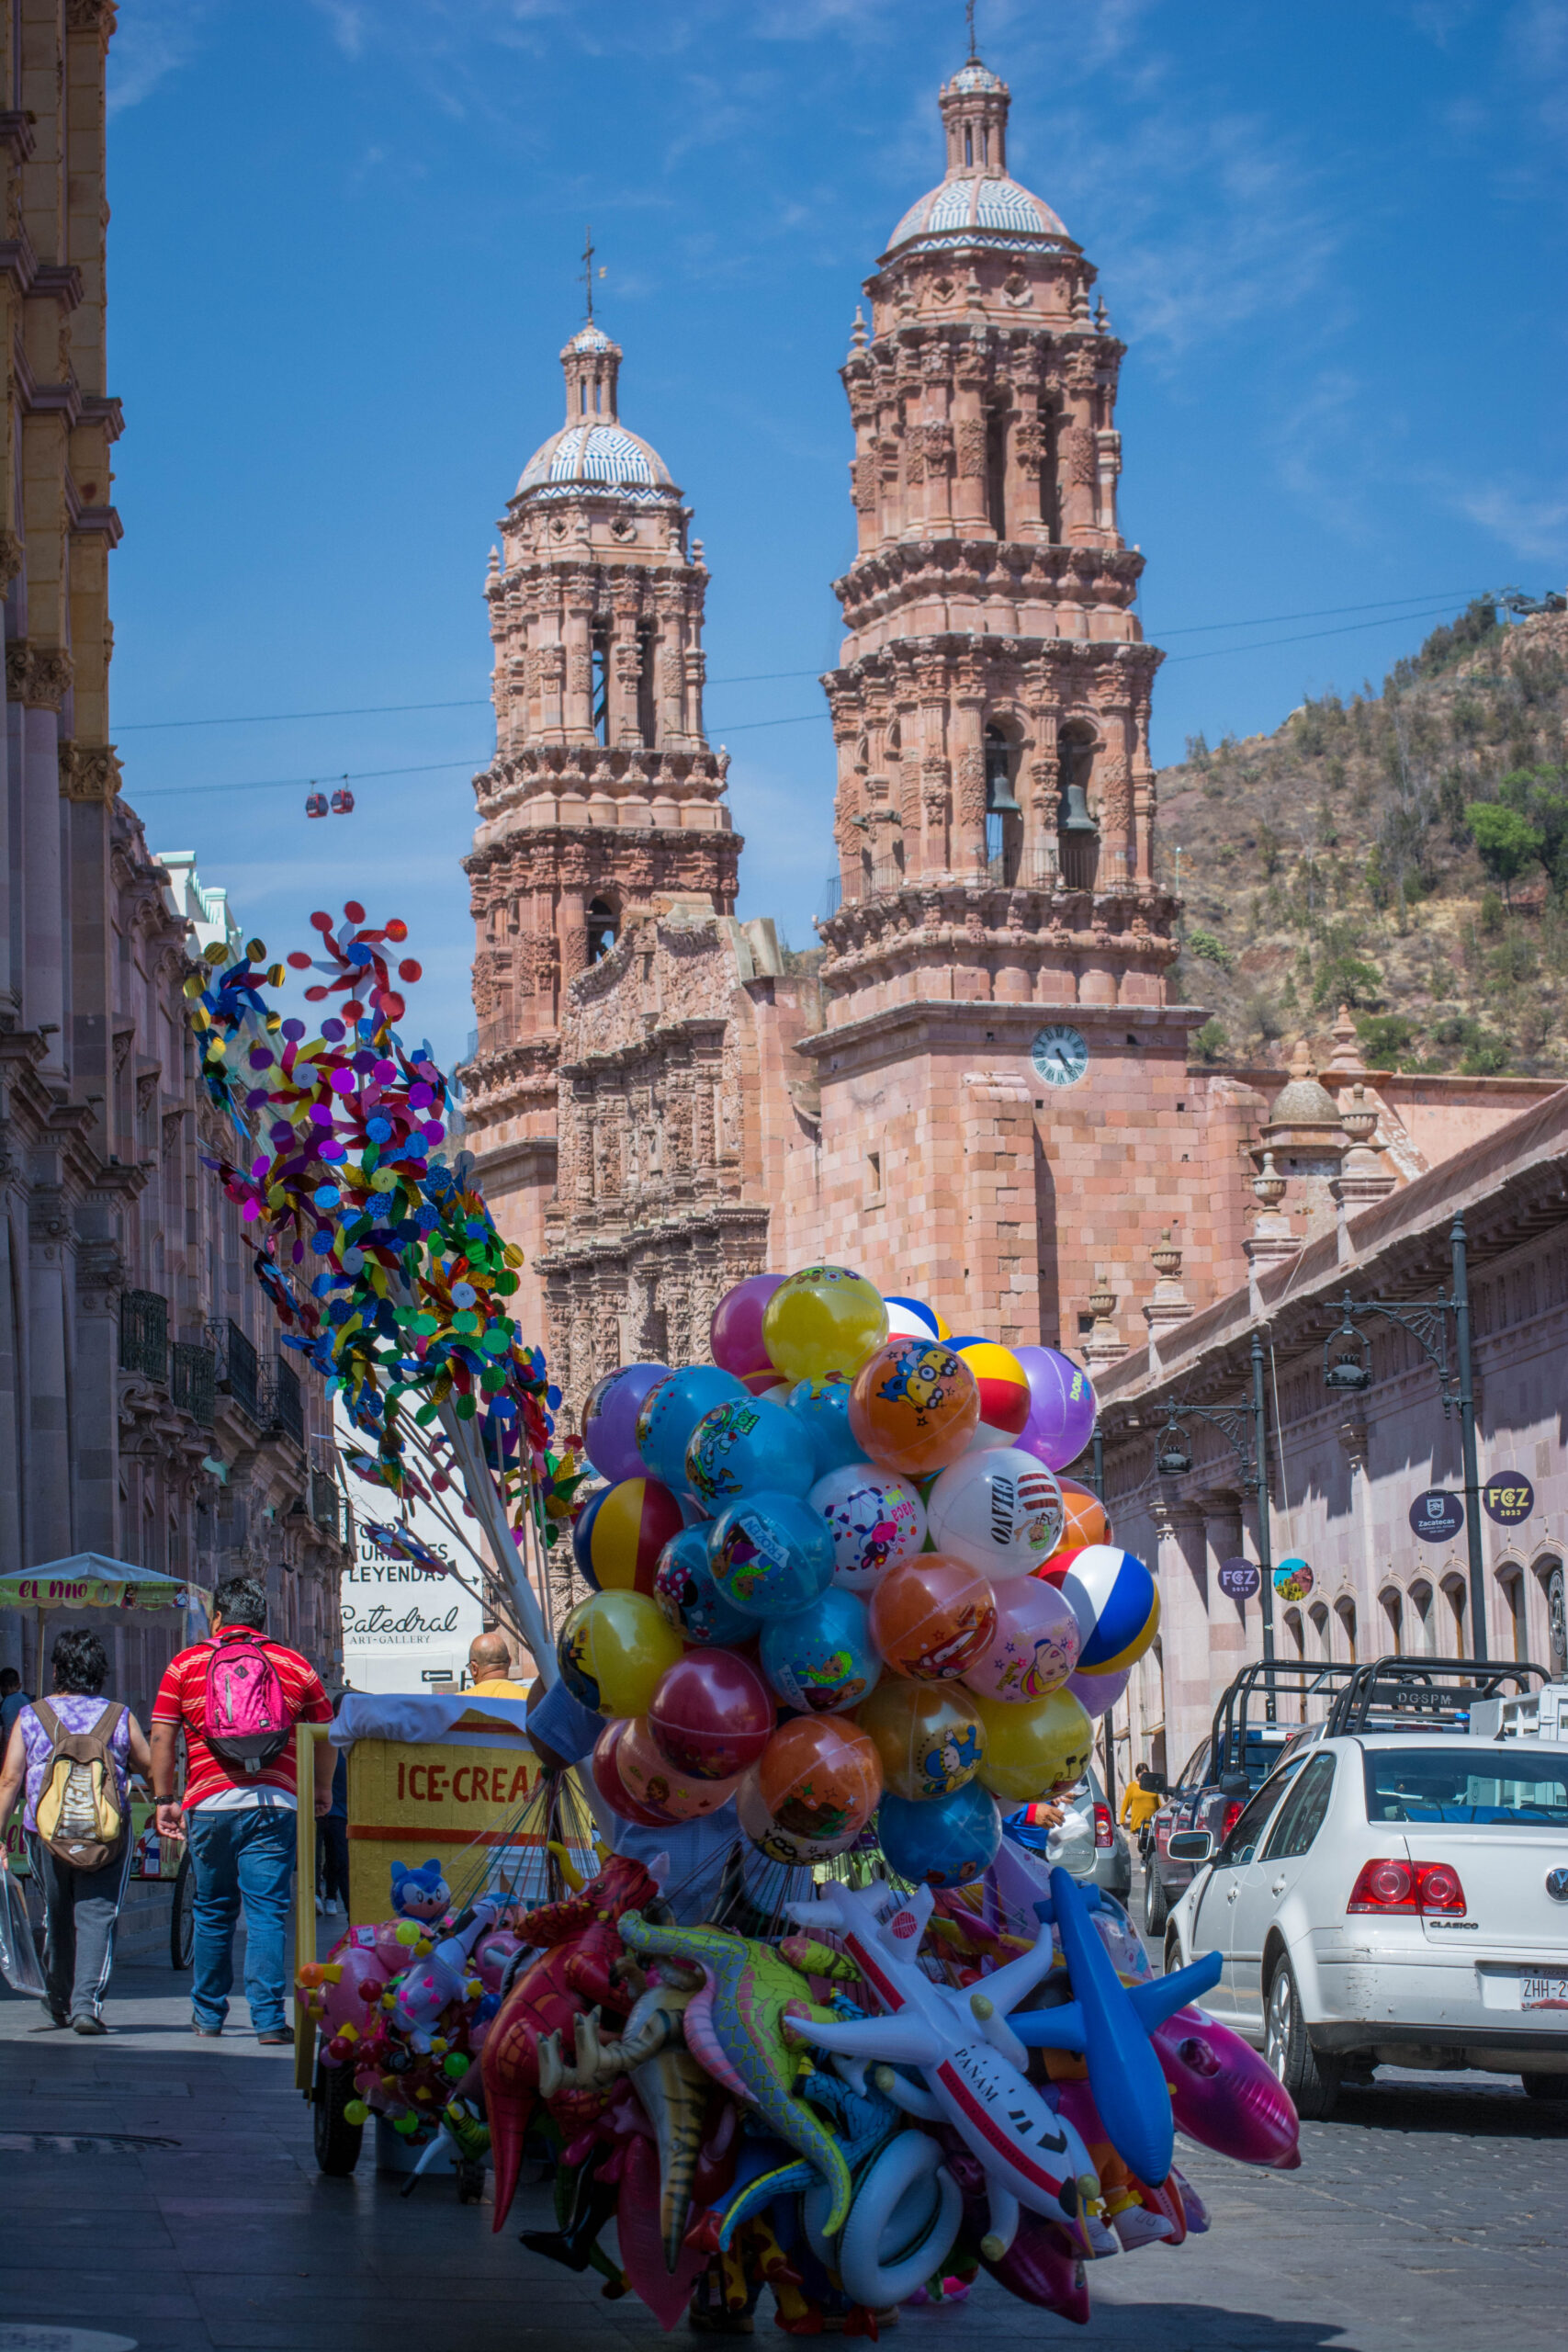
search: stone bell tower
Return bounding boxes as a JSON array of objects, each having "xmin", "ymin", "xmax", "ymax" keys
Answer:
[
  {"xmin": 800, "ymin": 49, "xmax": 1199, "ymax": 1350},
  {"xmin": 462, "ymin": 319, "xmax": 739, "ymax": 1339}
]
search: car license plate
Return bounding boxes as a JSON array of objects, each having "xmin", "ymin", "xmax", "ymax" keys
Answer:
[{"xmin": 1520, "ymin": 1975, "xmax": 1568, "ymax": 2010}]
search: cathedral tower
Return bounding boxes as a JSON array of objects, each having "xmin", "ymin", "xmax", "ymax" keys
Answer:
[
  {"xmin": 801, "ymin": 51, "xmax": 1197, "ymax": 1348},
  {"xmin": 462, "ymin": 322, "xmax": 739, "ymax": 1337}
]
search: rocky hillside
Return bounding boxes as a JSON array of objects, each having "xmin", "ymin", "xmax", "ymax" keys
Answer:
[{"xmin": 1155, "ymin": 600, "xmax": 1568, "ymax": 1078}]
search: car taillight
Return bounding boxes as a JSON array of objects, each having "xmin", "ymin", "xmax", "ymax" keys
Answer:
[
  {"xmin": 1220, "ymin": 1800, "xmax": 1244, "ymax": 1838},
  {"xmin": 1347, "ymin": 1859, "xmax": 1467, "ymax": 1916},
  {"xmin": 1093, "ymin": 1803, "xmax": 1113, "ymax": 1849}
]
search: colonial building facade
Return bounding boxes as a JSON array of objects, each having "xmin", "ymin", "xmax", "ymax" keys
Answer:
[
  {"xmin": 466, "ymin": 45, "xmax": 1556, "ymax": 1447},
  {"xmin": 0, "ymin": 5, "xmax": 348, "ymax": 1726}
]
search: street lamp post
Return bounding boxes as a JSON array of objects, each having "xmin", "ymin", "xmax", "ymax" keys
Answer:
[
  {"xmin": 1318, "ymin": 1212, "xmax": 1485, "ymax": 1659},
  {"xmin": 1156, "ymin": 1328, "xmax": 1276, "ymax": 1666}
]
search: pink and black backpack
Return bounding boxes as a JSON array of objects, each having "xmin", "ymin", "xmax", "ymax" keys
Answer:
[{"xmin": 202, "ymin": 1632, "xmax": 293, "ymax": 1776}]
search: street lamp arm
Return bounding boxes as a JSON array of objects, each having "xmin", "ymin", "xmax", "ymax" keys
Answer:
[
  {"xmin": 1160, "ymin": 1396, "xmax": 1257, "ymax": 1481},
  {"xmin": 1329, "ymin": 1291, "xmax": 1458, "ymax": 1410}
]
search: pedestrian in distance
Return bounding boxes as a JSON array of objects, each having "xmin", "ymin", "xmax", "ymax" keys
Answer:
[
  {"xmin": 316, "ymin": 1689, "xmax": 350, "ymax": 1918},
  {"xmin": 1121, "ymin": 1762, "xmax": 1163, "ymax": 1862},
  {"xmin": 0, "ymin": 1626, "xmax": 152, "ymax": 2032},
  {"xmin": 0, "ymin": 1664, "xmax": 30, "ymax": 1743},
  {"xmin": 150, "ymin": 1575, "xmax": 333, "ymax": 2045},
  {"xmin": 465, "ymin": 1628, "xmax": 536, "ymax": 1702}
]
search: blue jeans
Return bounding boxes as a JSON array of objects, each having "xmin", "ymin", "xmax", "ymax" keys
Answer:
[{"xmin": 186, "ymin": 1805, "xmax": 297, "ymax": 2032}]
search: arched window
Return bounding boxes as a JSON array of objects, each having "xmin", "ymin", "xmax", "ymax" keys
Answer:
[
  {"xmin": 585, "ymin": 897, "xmax": 617, "ymax": 964},
  {"xmin": 1535, "ymin": 1556, "xmax": 1566, "ymax": 1679},
  {"xmin": 1308, "ymin": 1601, "xmax": 1331, "ymax": 1661},
  {"xmin": 1283, "ymin": 1607, "xmax": 1305, "ymax": 1661},
  {"xmin": 1408, "ymin": 1579, "xmax": 1434, "ymax": 1656},
  {"xmin": 1440, "ymin": 1575, "xmax": 1467, "ymax": 1657},
  {"xmin": 1380, "ymin": 1587, "xmax": 1404, "ymax": 1654},
  {"xmin": 985, "ymin": 409, "xmax": 1009, "ymax": 538},
  {"xmin": 1334, "ymin": 1596, "xmax": 1358, "ymax": 1664},
  {"xmin": 1497, "ymin": 1567, "xmax": 1528, "ymax": 1663},
  {"xmin": 983, "ymin": 723, "xmax": 1021, "ymax": 883}
]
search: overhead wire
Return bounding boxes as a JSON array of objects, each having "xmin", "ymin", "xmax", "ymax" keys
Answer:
[{"xmin": 121, "ymin": 589, "xmax": 1508, "ymax": 802}]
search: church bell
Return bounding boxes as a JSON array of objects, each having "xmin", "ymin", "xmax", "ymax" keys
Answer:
[{"xmin": 1059, "ymin": 778, "xmax": 1098, "ymax": 834}]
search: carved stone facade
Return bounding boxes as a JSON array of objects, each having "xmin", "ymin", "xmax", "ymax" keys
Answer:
[
  {"xmin": 461, "ymin": 322, "xmax": 740, "ymax": 1343},
  {"xmin": 467, "ymin": 46, "xmax": 1555, "ymax": 1430},
  {"xmin": 0, "ymin": 8, "xmax": 348, "ymax": 1718}
]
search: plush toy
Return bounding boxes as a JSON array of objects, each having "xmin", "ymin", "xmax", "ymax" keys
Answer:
[{"xmin": 390, "ymin": 1858, "xmax": 451, "ymax": 1924}]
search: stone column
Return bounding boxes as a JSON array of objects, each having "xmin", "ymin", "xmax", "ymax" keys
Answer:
[
  {"xmin": 28, "ymin": 1188, "xmax": 73, "ymax": 1563},
  {"xmin": 561, "ymin": 573, "xmax": 596, "ymax": 740},
  {"xmin": 951, "ymin": 345, "xmax": 990, "ymax": 536},
  {"xmin": 953, "ymin": 681, "xmax": 987, "ymax": 877},
  {"xmin": 1153, "ymin": 1498, "xmax": 1211, "ymax": 1773},
  {"xmin": 11, "ymin": 647, "xmax": 71, "ymax": 1084},
  {"xmin": 1059, "ymin": 352, "xmax": 1099, "ymax": 548},
  {"xmin": 609, "ymin": 589, "xmax": 642, "ymax": 748},
  {"xmin": 1202, "ymin": 1490, "xmax": 1253, "ymax": 1690}
]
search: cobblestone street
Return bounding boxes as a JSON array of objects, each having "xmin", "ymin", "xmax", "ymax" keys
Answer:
[{"xmin": 2, "ymin": 1939, "xmax": 1562, "ymax": 2352}]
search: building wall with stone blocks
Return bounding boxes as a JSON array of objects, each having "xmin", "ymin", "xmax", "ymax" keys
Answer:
[{"xmin": 0, "ymin": 5, "xmax": 349, "ymax": 1721}]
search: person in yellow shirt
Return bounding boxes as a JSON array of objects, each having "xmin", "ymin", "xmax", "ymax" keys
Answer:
[
  {"xmin": 466, "ymin": 1631, "xmax": 536, "ymax": 1703},
  {"xmin": 1120, "ymin": 1766, "xmax": 1161, "ymax": 1836}
]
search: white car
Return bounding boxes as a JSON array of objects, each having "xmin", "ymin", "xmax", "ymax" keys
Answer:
[{"xmin": 1160, "ymin": 1728, "xmax": 1568, "ymax": 2116}]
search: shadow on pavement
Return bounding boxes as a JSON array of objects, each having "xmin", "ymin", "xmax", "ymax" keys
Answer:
[{"xmin": 1324, "ymin": 2077, "xmax": 1568, "ymax": 2139}]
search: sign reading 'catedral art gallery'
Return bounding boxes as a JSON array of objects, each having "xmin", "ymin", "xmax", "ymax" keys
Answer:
[{"xmin": 336, "ymin": 1411, "xmax": 483, "ymax": 1692}]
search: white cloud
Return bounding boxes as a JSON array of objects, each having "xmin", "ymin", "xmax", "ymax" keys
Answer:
[
  {"xmin": 107, "ymin": 0, "xmax": 215, "ymax": 115},
  {"xmin": 1434, "ymin": 477, "xmax": 1568, "ymax": 565}
]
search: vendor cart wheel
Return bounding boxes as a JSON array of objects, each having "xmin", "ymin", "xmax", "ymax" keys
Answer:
[
  {"xmin": 313, "ymin": 2055, "xmax": 365, "ymax": 2177},
  {"xmin": 170, "ymin": 1850, "xmax": 195, "ymax": 1972},
  {"xmin": 456, "ymin": 2158, "xmax": 487, "ymax": 2204}
]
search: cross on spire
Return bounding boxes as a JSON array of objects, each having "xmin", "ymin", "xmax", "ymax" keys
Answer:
[
  {"xmin": 965, "ymin": 0, "xmax": 978, "ymax": 61},
  {"xmin": 580, "ymin": 224, "xmax": 606, "ymax": 322}
]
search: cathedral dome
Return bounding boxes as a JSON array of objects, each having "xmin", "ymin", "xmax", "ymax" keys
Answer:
[
  {"xmin": 517, "ymin": 422, "xmax": 674, "ymax": 497},
  {"xmin": 886, "ymin": 172, "xmax": 1067, "ymax": 254},
  {"xmin": 884, "ymin": 52, "xmax": 1069, "ymax": 256},
  {"xmin": 515, "ymin": 321, "xmax": 679, "ymax": 502}
]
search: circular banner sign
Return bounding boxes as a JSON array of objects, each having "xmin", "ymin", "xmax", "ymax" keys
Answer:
[
  {"xmin": 1482, "ymin": 1474, "xmax": 1534, "ymax": 1527},
  {"xmin": 1410, "ymin": 1489, "xmax": 1465, "ymax": 1543},
  {"xmin": 1217, "ymin": 1556, "xmax": 1261, "ymax": 1601},
  {"xmin": 1273, "ymin": 1557, "xmax": 1314, "ymax": 1602}
]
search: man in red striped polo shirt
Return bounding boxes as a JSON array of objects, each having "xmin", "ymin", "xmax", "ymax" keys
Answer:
[{"xmin": 152, "ymin": 1576, "xmax": 333, "ymax": 2043}]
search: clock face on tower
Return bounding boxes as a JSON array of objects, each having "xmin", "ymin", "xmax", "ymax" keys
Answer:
[{"xmin": 1032, "ymin": 1024, "xmax": 1089, "ymax": 1088}]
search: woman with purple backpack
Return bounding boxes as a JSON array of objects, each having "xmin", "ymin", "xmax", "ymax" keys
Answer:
[{"xmin": 151, "ymin": 1576, "xmax": 333, "ymax": 2043}]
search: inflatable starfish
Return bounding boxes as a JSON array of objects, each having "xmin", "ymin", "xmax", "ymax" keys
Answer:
[{"xmin": 617, "ymin": 1910, "xmax": 853, "ymax": 2237}]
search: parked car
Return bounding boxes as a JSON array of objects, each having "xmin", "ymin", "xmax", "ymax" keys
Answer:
[
  {"xmin": 1160, "ymin": 1657, "xmax": 1567, "ymax": 2117},
  {"xmin": 1143, "ymin": 1660, "xmax": 1359, "ymax": 1935},
  {"xmin": 1007, "ymin": 1762, "xmax": 1131, "ymax": 1902}
]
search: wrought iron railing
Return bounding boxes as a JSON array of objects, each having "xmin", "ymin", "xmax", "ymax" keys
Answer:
[
  {"xmin": 118, "ymin": 1290, "xmax": 168, "ymax": 1383},
  {"xmin": 172, "ymin": 1341, "xmax": 217, "ymax": 1427},
  {"xmin": 309, "ymin": 1468, "xmax": 344, "ymax": 1544},
  {"xmin": 270, "ymin": 1356, "xmax": 304, "ymax": 1446},
  {"xmin": 223, "ymin": 1319, "xmax": 260, "ymax": 1420}
]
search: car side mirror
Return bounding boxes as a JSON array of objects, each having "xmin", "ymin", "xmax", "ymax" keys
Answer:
[
  {"xmin": 1166, "ymin": 1829, "xmax": 1214, "ymax": 1863},
  {"xmin": 1219, "ymin": 1771, "xmax": 1249, "ymax": 1802}
]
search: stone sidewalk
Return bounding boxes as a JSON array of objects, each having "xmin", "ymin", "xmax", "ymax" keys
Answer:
[{"xmin": 1, "ymin": 1962, "xmax": 1563, "ymax": 2352}]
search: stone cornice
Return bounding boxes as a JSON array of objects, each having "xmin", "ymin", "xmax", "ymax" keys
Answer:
[{"xmin": 797, "ymin": 993, "xmax": 1207, "ymax": 1061}]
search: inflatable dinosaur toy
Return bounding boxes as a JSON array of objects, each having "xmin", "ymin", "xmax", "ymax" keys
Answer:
[{"xmin": 617, "ymin": 1910, "xmax": 853, "ymax": 2239}]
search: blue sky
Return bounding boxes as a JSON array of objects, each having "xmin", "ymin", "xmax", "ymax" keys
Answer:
[{"xmin": 110, "ymin": 0, "xmax": 1567, "ymax": 1069}]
